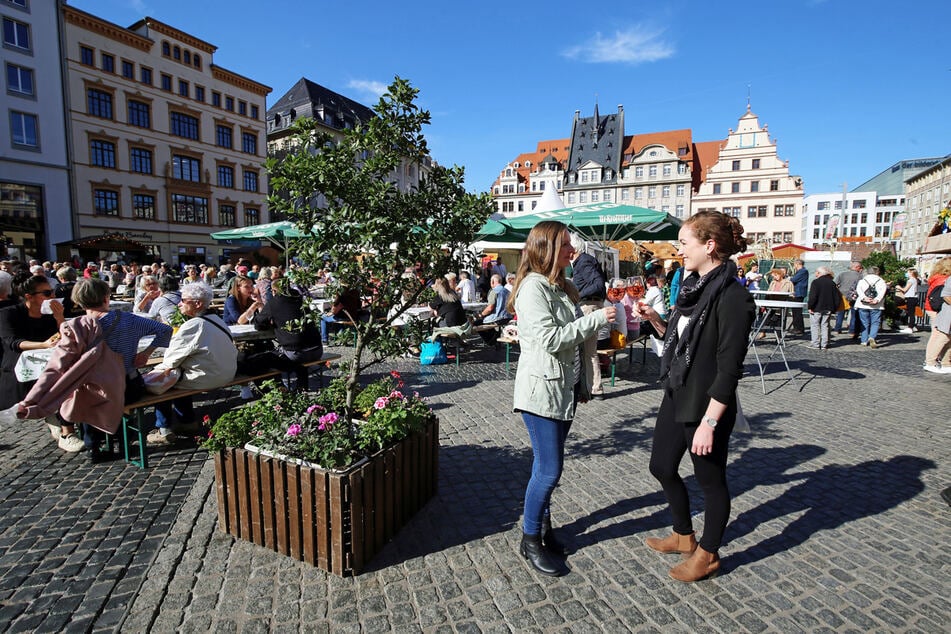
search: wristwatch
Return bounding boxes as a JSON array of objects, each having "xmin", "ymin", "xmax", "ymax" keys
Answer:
[{"xmin": 702, "ymin": 415, "xmax": 718, "ymax": 429}]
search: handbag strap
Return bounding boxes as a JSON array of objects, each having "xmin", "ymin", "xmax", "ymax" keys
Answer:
[{"xmin": 199, "ymin": 314, "xmax": 234, "ymax": 341}]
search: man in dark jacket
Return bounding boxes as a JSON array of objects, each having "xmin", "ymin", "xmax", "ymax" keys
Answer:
[
  {"xmin": 789, "ymin": 259, "xmax": 809, "ymax": 335},
  {"xmin": 570, "ymin": 239, "xmax": 608, "ymax": 398},
  {"xmin": 807, "ymin": 266, "xmax": 840, "ymax": 350},
  {"xmin": 252, "ymin": 281, "xmax": 323, "ymax": 390}
]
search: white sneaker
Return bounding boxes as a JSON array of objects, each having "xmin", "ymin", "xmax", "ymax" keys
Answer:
[
  {"xmin": 146, "ymin": 429, "xmax": 177, "ymax": 445},
  {"xmin": 48, "ymin": 423, "xmax": 60, "ymax": 439},
  {"xmin": 923, "ymin": 364, "xmax": 944, "ymax": 374},
  {"xmin": 58, "ymin": 433, "xmax": 84, "ymax": 453},
  {"xmin": 939, "ymin": 366, "xmax": 951, "ymax": 374},
  {"xmin": 899, "ymin": 327, "xmax": 913, "ymax": 334}
]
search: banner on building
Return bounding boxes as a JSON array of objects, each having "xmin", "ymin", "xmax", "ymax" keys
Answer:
[
  {"xmin": 890, "ymin": 213, "xmax": 907, "ymax": 239},
  {"xmin": 824, "ymin": 215, "xmax": 839, "ymax": 240}
]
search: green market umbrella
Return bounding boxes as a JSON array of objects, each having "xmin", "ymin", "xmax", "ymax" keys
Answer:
[
  {"xmin": 500, "ymin": 202, "xmax": 682, "ymax": 242},
  {"xmin": 210, "ymin": 220, "xmax": 307, "ymax": 247},
  {"xmin": 474, "ymin": 218, "xmax": 530, "ymax": 243}
]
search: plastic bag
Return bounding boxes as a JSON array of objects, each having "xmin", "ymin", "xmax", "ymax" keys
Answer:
[
  {"xmin": 419, "ymin": 340, "xmax": 448, "ymax": 365},
  {"xmin": 142, "ymin": 368, "xmax": 181, "ymax": 395},
  {"xmin": 14, "ymin": 349, "xmax": 53, "ymax": 382}
]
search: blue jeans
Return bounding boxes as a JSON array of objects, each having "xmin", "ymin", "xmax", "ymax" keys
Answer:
[
  {"xmin": 858, "ymin": 309, "xmax": 881, "ymax": 343},
  {"xmin": 522, "ymin": 412, "xmax": 572, "ymax": 535},
  {"xmin": 320, "ymin": 314, "xmax": 339, "ymax": 342}
]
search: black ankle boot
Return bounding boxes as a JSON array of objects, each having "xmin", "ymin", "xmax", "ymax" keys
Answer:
[
  {"xmin": 519, "ymin": 534, "xmax": 567, "ymax": 577},
  {"xmin": 541, "ymin": 515, "xmax": 570, "ymax": 556}
]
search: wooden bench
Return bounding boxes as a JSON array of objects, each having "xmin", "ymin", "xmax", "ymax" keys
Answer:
[
  {"xmin": 497, "ymin": 336, "xmax": 519, "ymax": 375},
  {"xmin": 118, "ymin": 352, "xmax": 342, "ymax": 469}
]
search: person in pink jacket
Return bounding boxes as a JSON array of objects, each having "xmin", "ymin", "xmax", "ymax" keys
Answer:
[{"xmin": 17, "ymin": 279, "xmax": 171, "ymax": 463}]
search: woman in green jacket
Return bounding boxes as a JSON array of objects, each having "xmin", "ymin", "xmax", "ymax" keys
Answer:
[{"xmin": 510, "ymin": 221, "xmax": 615, "ymax": 577}]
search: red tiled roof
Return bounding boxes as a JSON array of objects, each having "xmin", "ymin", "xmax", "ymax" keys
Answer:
[
  {"xmin": 493, "ymin": 138, "xmax": 570, "ymax": 190},
  {"xmin": 692, "ymin": 140, "xmax": 726, "ymax": 182},
  {"xmin": 621, "ymin": 129, "xmax": 694, "ymax": 164}
]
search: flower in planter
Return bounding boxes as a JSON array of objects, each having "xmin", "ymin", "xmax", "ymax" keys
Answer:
[{"xmin": 202, "ymin": 375, "xmax": 434, "ymax": 470}]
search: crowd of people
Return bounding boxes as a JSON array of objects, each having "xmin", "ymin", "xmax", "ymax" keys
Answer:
[{"xmin": 0, "ymin": 256, "xmax": 347, "ymax": 463}]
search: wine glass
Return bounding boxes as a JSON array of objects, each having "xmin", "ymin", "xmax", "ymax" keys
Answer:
[{"xmin": 627, "ymin": 276, "xmax": 646, "ymax": 300}]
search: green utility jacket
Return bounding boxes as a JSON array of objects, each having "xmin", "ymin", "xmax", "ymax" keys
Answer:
[{"xmin": 512, "ymin": 273, "xmax": 607, "ymax": 421}]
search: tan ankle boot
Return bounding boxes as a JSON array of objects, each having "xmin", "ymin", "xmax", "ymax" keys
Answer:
[
  {"xmin": 645, "ymin": 531, "xmax": 697, "ymax": 555},
  {"xmin": 669, "ymin": 545, "xmax": 719, "ymax": 582}
]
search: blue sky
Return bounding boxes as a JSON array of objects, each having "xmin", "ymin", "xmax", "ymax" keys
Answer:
[{"xmin": 74, "ymin": 0, "xmax": 951, "ymax": 195}]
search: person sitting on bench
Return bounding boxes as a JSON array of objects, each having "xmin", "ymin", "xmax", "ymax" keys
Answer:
[
  {"xmin": 250, "ymin": 279, "xmax": 323, "ymax": 391},
  {"xmin": 149, "ymin": 283, "xmax": 237, "ymax": 444},
  {"xmin": 429, "ymin": 277, "xmax": 471, "ymax": 343},
  {"xmin": 472, "ymin": 274, "xmax": 512, "ymax": 345}
]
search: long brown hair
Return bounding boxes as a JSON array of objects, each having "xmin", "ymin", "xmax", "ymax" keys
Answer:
[{"xmin": 507, "ymin": 220, "xmax": 579, "ymax": 313}]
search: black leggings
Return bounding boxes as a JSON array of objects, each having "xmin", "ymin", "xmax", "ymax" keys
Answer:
[{"xmin": 648, "ymin": 394, "xmax": 735, "ymax": 552}]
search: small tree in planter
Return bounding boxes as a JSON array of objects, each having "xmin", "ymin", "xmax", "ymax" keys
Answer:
[{"xmin": 267, "ymin": 77, "xmax": 493, "ymax": 411}]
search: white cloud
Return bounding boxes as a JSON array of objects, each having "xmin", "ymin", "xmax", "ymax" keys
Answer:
[
  {"xmin": 347, "ymin": 79, "xmax": 388, "ymax": 101},
  {"xmin": 562, "ymin": 25, "xmax": 675, "ymax": 64}
]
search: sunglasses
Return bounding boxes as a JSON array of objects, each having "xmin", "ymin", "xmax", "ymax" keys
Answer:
[{"xmin": 30, "ymin": 290, "xmax": 54, "ymax": 297}]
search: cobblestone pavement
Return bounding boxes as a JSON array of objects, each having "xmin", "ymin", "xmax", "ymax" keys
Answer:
[{"xmin": 1, "ymin": 328, "xmax": 948, "ymax": 633}]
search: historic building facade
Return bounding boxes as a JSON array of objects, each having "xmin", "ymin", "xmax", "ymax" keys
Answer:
[
  {"xmin": 490, "ymin": 103, "xmax": 805, "ymax": 254},
  {"xmin": 1, "ymin": 0, "xmax": 71, "ymax": 260},
  {"xmin": 490, "ymin": 105, "xmax": 698, "ymax": 220},
  {"xmin": 690, "ymin": 106, "xmax": 804, "ymax": 248},
  {"xmin": 62, "ymin": 5, "xmax": 270, "ymax": 265},
  {"xmin": 266, "ymin": 77, "xmax": 431, "ymax": 206}
]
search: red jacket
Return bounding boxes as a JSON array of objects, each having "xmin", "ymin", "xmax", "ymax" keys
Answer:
[{"xmin": 928, "ymin": 274, "xmax": 948, "ymax": 313}]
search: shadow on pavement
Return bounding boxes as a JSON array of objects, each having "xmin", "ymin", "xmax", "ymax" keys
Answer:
[
  {"xmin": 726, "ymin": 454, "xmax": 935, "ymax": 569},
  {"xmin": 359, "ymin": 442, "xmax": 531, "ymax": 572}
]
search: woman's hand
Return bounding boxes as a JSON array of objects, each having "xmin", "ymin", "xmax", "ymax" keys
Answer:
[
  {"xmin": 49, "ymin": 299, "xmax": 65, "ymax": 322},
  {"xmin": 633, "ymin": 301, "xmax": 657, "ymax": 322},
  {"xmin": 602, "ymin": 305, "xmax": 617, "ymax": 322},
  {"xmin": 691, "ymin": 424, "xmax": 715, "ymax": 456},
  {"xmin": 43, "ymin": 333, "xmax": 60, "ymax": 348}
]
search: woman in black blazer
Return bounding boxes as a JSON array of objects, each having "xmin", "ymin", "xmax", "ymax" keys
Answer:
[{"xmin": 633, "ymin": 211, "xmax": 755, "ymax": 582}]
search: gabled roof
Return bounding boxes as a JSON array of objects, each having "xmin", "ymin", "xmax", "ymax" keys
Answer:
[
  {"xmin": 493, "ymin": 138, "xmax": 570, "ymax": 189},
  {"xmin": 622, "ymin": 129, "xmax": 694, "ymax": 164},
  {"xmin": 566, "ymin": 107, "xmax": 624, "ymax": 180},
  {"xmin": 692, "ymin": 140, "xmax": 726, "ymax": 181},
  {"xmin": 267, "ymin": 78, "xmax": 375, "ymax": 130}
]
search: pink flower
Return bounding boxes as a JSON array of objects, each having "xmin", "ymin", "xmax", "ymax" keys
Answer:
[
  {"xmin": 286, "ymin": 423, "xmax": 302, "ymax": 437},
  {"xmin": 274, "ymin": 404, "xmax": 283, "ymax": 412},
  {"xmin": 389, "ymin": 390, "xmax": 404, "ymax": 400},
  {"xmin": 306, "ymin": 404, "xmax": 324, "ymax": 414},
  {"xmin": 374, "ymin": 397, "xmax": 389, "ymax": 410},
  {"xmin": 390, "ymin": 370, "xmax": 401, "ymax": 379},
  {"xmin": 318, "ymin": 412, "xmax": 338, "ymax": 431}
]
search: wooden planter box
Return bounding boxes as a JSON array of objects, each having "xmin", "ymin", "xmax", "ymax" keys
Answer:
[{"xmin": 213, "ymin": 418, "xmax": 438, "ymax": 576}]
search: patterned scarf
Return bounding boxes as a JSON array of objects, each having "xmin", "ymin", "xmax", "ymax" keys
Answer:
[{"xmin": 659, "ymin": 261, "xmax": 737, "ymax": 388}]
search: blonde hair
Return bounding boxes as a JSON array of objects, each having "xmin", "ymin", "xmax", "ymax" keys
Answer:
[
  {"xmin": 507, "ymin": 221, "xmax": 579, "ymax": 313},
  {"xmin": 931, "ymin": 257, "xmax": 951, "ymax": 277}
]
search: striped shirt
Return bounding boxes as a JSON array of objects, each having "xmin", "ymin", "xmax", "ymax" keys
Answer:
[{"xmin": 98, "ymin": 311, "xmax": 173, "ymax": 374}]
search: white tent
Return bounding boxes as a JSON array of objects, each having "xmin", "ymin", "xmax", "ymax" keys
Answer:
[{"xmin": 532, "ymin": 187, "xmax": 565, "ymax": 214}]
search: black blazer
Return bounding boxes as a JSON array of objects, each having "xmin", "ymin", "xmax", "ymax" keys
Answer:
[{"xmin": 664, "ymin": 281, "xmax": 755, "ymax": 423}]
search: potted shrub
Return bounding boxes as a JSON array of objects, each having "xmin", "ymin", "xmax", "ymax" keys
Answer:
[
  {"xmin": 265, "ymin": 76, "xmax": 494, "ymax": 413},
  {"xmin": 204, "ymin": 373, "xmax": 439, "ymax": 576}
]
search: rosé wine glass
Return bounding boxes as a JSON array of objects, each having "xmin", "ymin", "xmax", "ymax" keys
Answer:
[{"xmin": 626, "ymin": 276, "xmax": 646, "ymax": 300}]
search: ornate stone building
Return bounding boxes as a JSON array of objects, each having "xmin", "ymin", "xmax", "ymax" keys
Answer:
[
  {"xmin": 266, "ymin": 78, "xmax": 431, "ymax": 205},
  {"xmin": 62, "ymin": 5, "xmax": 271, "ymax": 265},
  {"xmin": 690, "ymin": 106, "xmax": 804, "ymax": 248}
]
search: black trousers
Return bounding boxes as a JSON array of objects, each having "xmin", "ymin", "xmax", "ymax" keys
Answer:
[{"xmin": 649, "ymin": 394, "xmax": 735, "ymax": 552}]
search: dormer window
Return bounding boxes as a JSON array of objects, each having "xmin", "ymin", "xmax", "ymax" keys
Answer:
[{"xmin": 513, "ymin": 162, "xmax": 520, "ymax": 168}]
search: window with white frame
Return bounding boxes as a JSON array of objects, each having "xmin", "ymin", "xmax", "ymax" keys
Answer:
[
  {"xmin": 2, "ymin": 17, "xmax": 30, "ymax": 51},
  {"xmin": 5, "ymin": 63, "xmax": 33, "ymax": 96},
  {"xmin": 9, "ymin": 110, "xmax": 37, "ymax": 147},
  {"xmin": 676, "ymin": 184, "xmax": 685, "ymax": 197}
]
